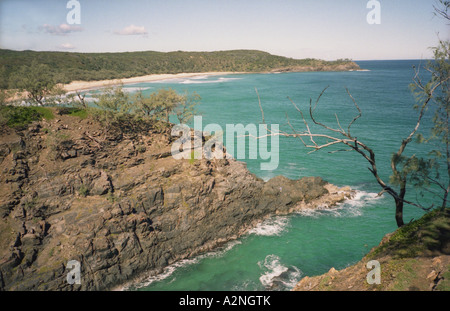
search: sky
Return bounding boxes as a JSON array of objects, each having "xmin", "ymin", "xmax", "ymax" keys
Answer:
[{"xmin": 0, "ymin": 0, "xmax": 448, "ymax": 60}]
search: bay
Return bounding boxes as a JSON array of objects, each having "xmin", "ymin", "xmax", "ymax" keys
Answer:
[{"xmin": 118, "ymin": 60, "xmax": 437, "ymax": 291}]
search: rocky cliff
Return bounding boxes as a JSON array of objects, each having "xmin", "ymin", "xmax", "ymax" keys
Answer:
[
  {"xmin": 292, "ymin": 209, "xmax": 450, "ymax": 291},
  {"xmin": 0, "ymin": 109, "xmax": 352, "ymax": 291}
]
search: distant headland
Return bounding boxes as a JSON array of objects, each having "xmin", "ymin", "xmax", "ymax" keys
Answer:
[{"xmin": 0, "ymin": 49, "xmax": 360, "ymax": 90}]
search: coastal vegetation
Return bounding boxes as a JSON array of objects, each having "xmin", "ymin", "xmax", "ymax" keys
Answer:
[
  {"xmin": 0, "ymin": 3, "xmax": 447, "ymax": 291},
  {"xmin": 0, "ymin": 49, "xmax": 358, "ymax": 89},
  {"xmin": 0, "ymin": 103, "xmax": 351, "ymax": 290},
  {"xmin": 0, "ymin": 49, "xmax": 355, "ymax": 128},
  {"xmin": 257, "ymin": 35, "xmax": 449, "ymax": 228},
  {"xmin": 0, "ymin": 105, "xmax": 54, "ymax": 130},
  {"xmin": 89, "ymin": 86, "xmax": 200, "ymax": 131},
  {"xmin": 293, "ymin": 208, "xmax": 450, "ymax": 291},
  {"xmin": 0, "ymin": 86, "xmax": 198, "ymax": 137}
]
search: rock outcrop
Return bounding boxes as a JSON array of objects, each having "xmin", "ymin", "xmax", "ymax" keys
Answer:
[
  {"xmin": 0, "ymin": 111, "xmax": 353, "ymax": 291},
  {"xmin": 292, "ymin": 209, "xmax": 450, "ymax": 291}
]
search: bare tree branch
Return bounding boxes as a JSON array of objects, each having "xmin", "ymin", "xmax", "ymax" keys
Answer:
[
  {"xmin": 346, "ymin": 88, "xmax": 362, "ymax": 137},
  {"xmin": 253, "ymin": 84, "xmax": 443, "ymax": 226}
]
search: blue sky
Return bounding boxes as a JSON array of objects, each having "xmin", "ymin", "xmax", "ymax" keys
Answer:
[{"xmin": 0, "ymin": 0, "xmax": 448, "ymax": 60}]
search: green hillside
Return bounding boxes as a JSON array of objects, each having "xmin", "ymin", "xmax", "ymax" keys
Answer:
[{"xmin": 0, "ymin": 49, "xmax": 358, "ymax": 88}]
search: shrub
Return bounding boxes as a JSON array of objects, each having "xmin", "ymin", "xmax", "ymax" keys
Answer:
[{"xmin": 0, "ymin": 106, "xmax": 44, "ymax": 129}]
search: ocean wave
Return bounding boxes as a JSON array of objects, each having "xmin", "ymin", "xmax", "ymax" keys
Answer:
[
  {"xmin": 297, "ymin": 190, "xmax": 382, "ymax": 218},
  {"xmin": 122, "ymin": 86, "xmax": 153, "ymax": 93},
  {"xmin": 247, "ymin": 216, "xmax": 290, "ymax": 236},
  {"xmin": 128, "ymin": 257, "xmax": 199, "ymax": 290},
  {"xmin": 180, "ymin": 77, "xmax": 242, "ymax": 84},
  {"xmin": 190, "ymin": 75, "xmax": 210, "ymax": 80},
  {"xmin": 200, "ymin": 240, "xmax": 242, "ymax": 259},
  {"xmin": 258, "ymin": 254, "xmax": 302, "ymax": 290},
  {"xmin": 125, "ymin": 240, "xmax": 242, "ymax": 290}
]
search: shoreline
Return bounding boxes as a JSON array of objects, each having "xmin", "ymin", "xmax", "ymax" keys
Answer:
[
  {"xmin": 62, "ymin": 71, "xmax": 244, "ymax": 92},
  {"xmin": 113, "ymin": 183, "xmax": 355, "ymax": 291},
  {"xmin": 61, "ymin": 63, "xmax": 362, "ymax": 93}
]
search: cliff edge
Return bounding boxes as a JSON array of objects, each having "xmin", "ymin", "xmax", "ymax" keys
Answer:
[
  {"xmin": 0, "ymin": 108, "xmax": 352, "ymax": 290},
  {"xmin": 293, "ymin": 208, "xmax": 450, "ymax": 291}
]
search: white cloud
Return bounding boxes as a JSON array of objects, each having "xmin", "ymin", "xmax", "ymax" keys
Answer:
[
  {"xmin": 42, "ymin": 23, "xmax": 83, "ymax": 35},
  {"xmin": 58, "ymin": 43, "xmax": 76, "ymax": 50},
  {"xmin": 114, "ymin": 25, "xmax": 148, "ymax": 36}
]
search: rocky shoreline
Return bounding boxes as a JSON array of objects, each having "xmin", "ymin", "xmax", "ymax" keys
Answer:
[
  {"xmin": 0, "ymin": 110, "xmax": 354, "ymax": 291},
  {"xmin": 292, "ymin": 209, "xmax": 450, "ymax": 291}
]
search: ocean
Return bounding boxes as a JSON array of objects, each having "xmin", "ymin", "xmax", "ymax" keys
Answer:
[{"xmin": 101, "ymin": 60, "xmax": 439, "ymax": 291}]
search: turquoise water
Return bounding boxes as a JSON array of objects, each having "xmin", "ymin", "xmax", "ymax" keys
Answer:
[{"xmin": 115, "ymin": 60, "xmax": 440, "ymax": 291}]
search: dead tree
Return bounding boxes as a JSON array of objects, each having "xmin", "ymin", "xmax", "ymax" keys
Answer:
[{"xmin": 255, "ymin": 82, "xmax": 443, "ymax": 227}]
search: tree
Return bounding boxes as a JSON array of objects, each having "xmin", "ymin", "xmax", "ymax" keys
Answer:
[
  {"xmin": 0, "ymin": 65, "xmax": 10, "ymax": 106},
  {"xmin": 408, "ymin": 39, "xmax": 450, "ymax": 210},
  {"xmin": 254, "ymin": 2, "xmax": 449, "ymax": 228},
  {"xmin": 131, "ymin": 88, "xmax": 198, "ymax": 123},
  {"xmin": 174, "ymin": 91, "xmax": 201, "ymax": 124},
  {"xmin": 66, "ymin": 90, "xmax": 89, "ymax": 110},
  {"xmin": 402, "ymin": 0, "xmax": 450, "ymax": 210},
  {"xmin": 91, "ymin": 85, "xmax": 129, "ymax": 129},
  {"xmin": 89, "ymin": 86, "xmax": 200, "ymax": 131},
  {"xmin": 259, "ymin": 88, "xmax": 433, "ymax": 227},
  {"xmin": 148, "ymin": 88, "xmax": 182, "ymax": 123},
  {"xmin": 8, "ymin": 60, "xmax": 57, "ymax": 106},
  {"xmin": 256, "ymin": 54, "xmax": 447, "ymax": 227},
  {"xmin": 433, "ymin": 0, "xmax": 450, "ymax": 21}
]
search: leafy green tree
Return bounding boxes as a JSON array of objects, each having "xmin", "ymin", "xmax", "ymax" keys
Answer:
[
  {"xmin": 0, "ymin": 65, "xmax": 9, "ymax": 106},
  {"xmin": 91, "ymin": 85, "xmax": 129, "ymax": 128},
  {"xmin": 263, "ymin": 84, "xmax": 434, "ymax": 227},
  {"xmin": 407, "ymin": 39, "xmax": 450, "ymax": 210},
  {"xmin": 66, "ymin": 90, "xmax": 88, "ymax": 110},
  {"xmin": 8, "ymin": 60, "xmax": 57, "ymax": 106},
  {"xmin": 131, "ymin": 88, "xmax": 184, "ymax": 123},
  {"xmin": 0, "ymin": 89, "xmax": 11, "ymax": 107},
  {"xmin": 261, "ymin": 5, "xmax": 449, "ymax": 227},
  {"xmin": 149, "ymin": 88, "xmax": 182, "ymax": 123},
  {"xmin": 174, "ymin": 91, "xmax": 201, "ymax": 124}
]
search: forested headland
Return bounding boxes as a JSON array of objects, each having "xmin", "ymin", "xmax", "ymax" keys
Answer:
[{"xmin": 0, "ymin": 49, "xmax": 359, "ymax": 88}]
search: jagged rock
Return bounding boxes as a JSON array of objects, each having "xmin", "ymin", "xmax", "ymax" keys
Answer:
[
  {"xmin": 0, "ymin": 111, "xmax": 353, "ymax": 291},
  {"xmin": 90, "ymin": 171, "xmax": 113, "ymax": 196}
]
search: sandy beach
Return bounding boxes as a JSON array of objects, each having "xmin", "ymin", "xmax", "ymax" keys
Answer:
[{"xmin": 62, "ymin": 71, "xmax": 242, "ymax": 92}]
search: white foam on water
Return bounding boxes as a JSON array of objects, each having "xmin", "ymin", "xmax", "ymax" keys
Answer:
[
  {"xmin": 179, "ymin": 77, "xmax": 242, "ymax": 84},
  {"xmin": 127, "ymin": 257, "xmax": 199, "ymax": 290},
  {"xmin": 280, "ymin": 265, "xmax": 302, "ymax": 289},
  {"xmin": 122, "ymin": 86, "xmax": 153, "ymax": 93},
  {"xmin": 199, "ymin": 240, "xmax": 242, "ymax": 259},
  {"xmin": 190, "ymin": 75, "xmax": 209, "ymax": 80},
  {"xmin": 125, "ymin": 239, "xmax": 242, "ymax": 290},
  {"xmin": 297, "ymin": 189, "xmax": 382, "ymax": 218},
  {"xmin": 248, "ymin": 216, "xmax": 290, "ymax": 236},
  {"xmin": 258, "ymin": 254, "xmax": 302, "ymax": 289},
  {"xmin": 344, "ymin": 190, "xmax": 381, "ymax": 209}
]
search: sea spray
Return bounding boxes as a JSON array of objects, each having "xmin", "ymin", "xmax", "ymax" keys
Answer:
[
  {"xmin": 248, "ymin": 216, "xmax": 290, "ymax": 236},
  {"xmin": 296, "ymin": 190, "xmax": 383, "ymax": 218},
  {"xmin": 126, "ymin": 240, "xmax": 243, "ymax": 291},
  {"xmin": 258, "ymin": 255, "xmax": 302, "ymax": 290},
  {"xmin": 125, "ymin": 61, "xmax": 429, "ymax": 291}
]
